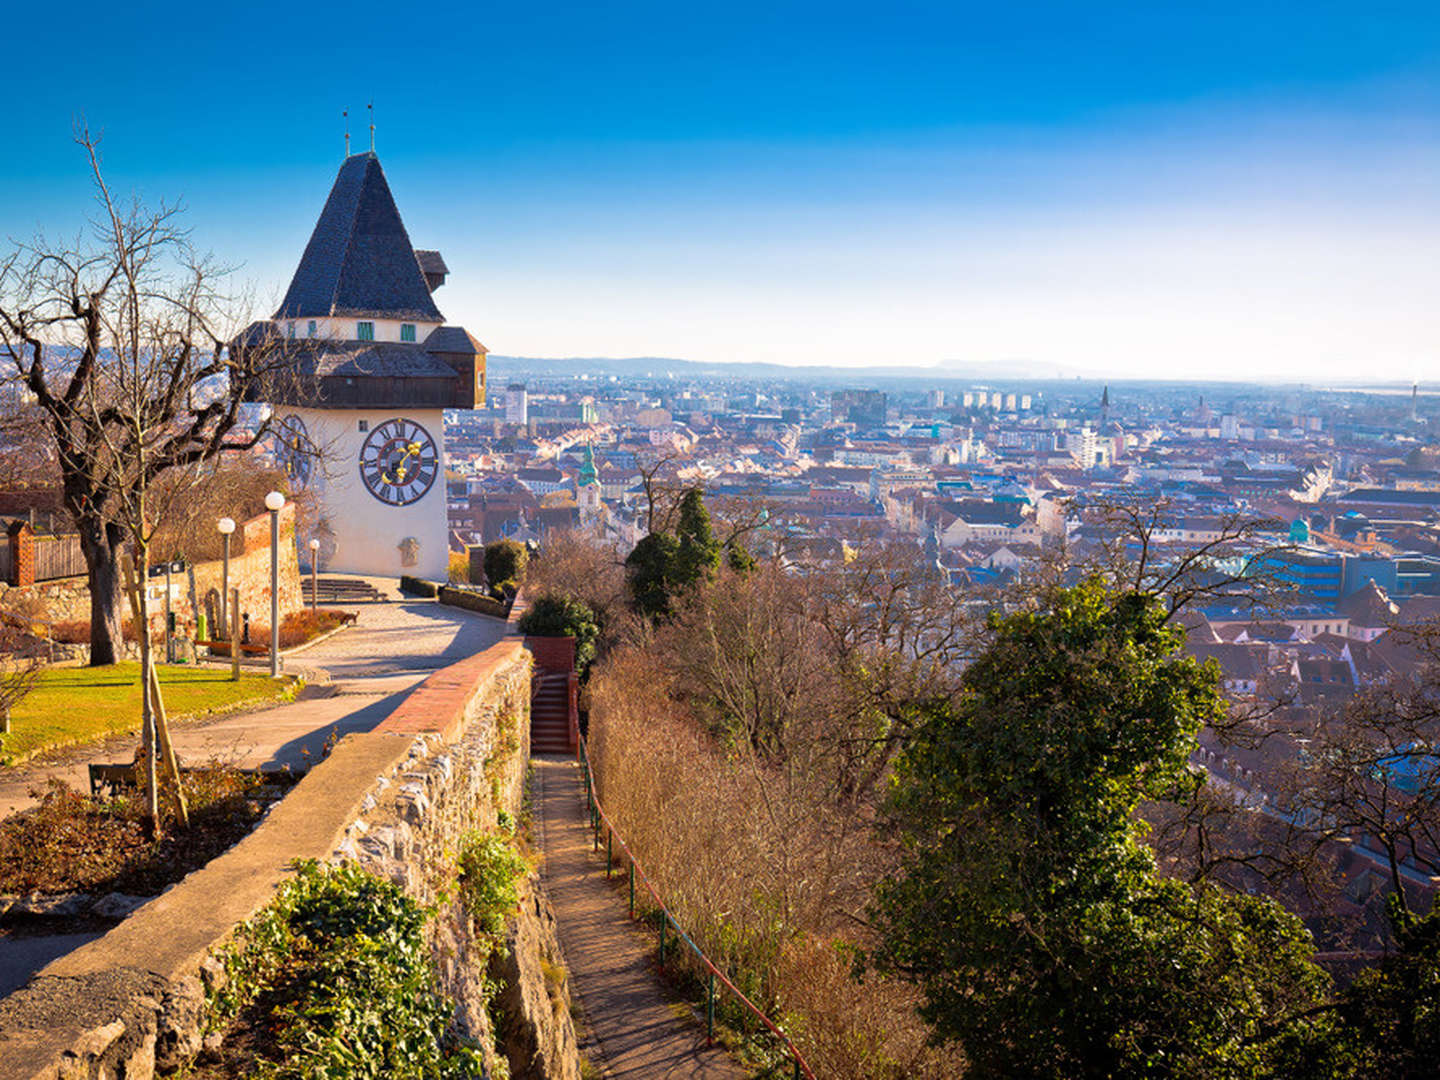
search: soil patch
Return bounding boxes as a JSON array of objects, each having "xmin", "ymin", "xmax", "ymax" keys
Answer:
[{"xmin": 0, "ymin": 765, "xmax": 297, "ymax": 898}]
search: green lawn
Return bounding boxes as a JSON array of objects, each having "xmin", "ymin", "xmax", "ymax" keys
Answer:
[{"xmin": 1, "ymin": 664, "xmax": 297, "ymax": 763}]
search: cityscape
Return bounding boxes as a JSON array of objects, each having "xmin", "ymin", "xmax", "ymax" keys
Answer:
[{"xmin": 2, "ymin": 2, "xmax": 1440, "ymax": 1078}]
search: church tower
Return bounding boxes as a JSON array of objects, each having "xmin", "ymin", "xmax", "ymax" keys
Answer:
[
  {"xmin": 242, "ymin": 152, "xmax": 486, "ymax": 581},
  {"xmin": 577, "ymin": 444, "xmax": 602, "ymax": 521}
]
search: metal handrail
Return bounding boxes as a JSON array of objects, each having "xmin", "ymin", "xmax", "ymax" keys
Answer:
[{"xmin": 576, "ymin": 733, "xmax": 817, "ymax": 1080}]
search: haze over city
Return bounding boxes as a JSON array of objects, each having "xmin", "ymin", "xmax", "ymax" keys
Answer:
[{"xmin": 5, "ymin": 0, "xmax": 1439, "ymax": 382}]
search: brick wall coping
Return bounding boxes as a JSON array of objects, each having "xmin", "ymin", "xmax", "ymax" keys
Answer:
[{"xmin": 376, "ymin": 638, "xmax": 529, "ymax": 743}]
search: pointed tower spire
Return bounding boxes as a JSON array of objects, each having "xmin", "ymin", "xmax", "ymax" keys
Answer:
[{"xmin": 275, "ymin": 154, "xmax": 444, "ymax": 322}]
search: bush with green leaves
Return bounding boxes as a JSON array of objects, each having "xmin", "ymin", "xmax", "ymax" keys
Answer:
[
  {"xmin": 517, "ymin": 593, "xmax": 601, "ymax": 673},
  {"xmin": 484, "ymin": 539, "xmax": 529, "ymax": 594},
  {"xmin": 871, "ymin": 579, "xmax": 1333, "ymax": 1079},
  {"xmin": 458, "ymin": 831, "xmax": 531, "ymax": 949},
  {"xmin": 209, "ymin": 860, "xmax": 483, "ymax": 1079}
]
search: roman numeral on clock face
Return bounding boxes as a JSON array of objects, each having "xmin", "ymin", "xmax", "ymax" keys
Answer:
[{"xmin": 357, "ymin": 418, "xmax": 439, "ymax": 506}]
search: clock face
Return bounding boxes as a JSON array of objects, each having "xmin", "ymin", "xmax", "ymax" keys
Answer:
[
  {"xmin": 358, "ymin": 418, "xmax": 439, "ymax": 506},
  {"xmin": 274, "ymin": 414, "xmax": 313, "ymax": 488}
]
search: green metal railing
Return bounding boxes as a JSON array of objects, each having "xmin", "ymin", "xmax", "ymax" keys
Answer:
[{"xmin": 576, "ymin": 734, "xmax": 816, "ymax": 1080}]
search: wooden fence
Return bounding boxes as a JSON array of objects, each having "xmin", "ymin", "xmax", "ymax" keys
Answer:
[{"xmin": 33, "ymin": 533, "xmax": 85, "ymax": 581}]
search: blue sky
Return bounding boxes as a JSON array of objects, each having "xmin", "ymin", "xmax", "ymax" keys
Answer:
[{"xmin": 6, "ymin": 1, "xmax": 1440, "ymax": 380}]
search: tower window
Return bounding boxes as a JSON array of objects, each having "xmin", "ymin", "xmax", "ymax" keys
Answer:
[
  {"xmin": 307, "ymin": 320, "xmax": 317, "ymax": 337},
  {"xmin": 400, "ymin": 323, "xmax": 416, "ymax": 342},
  {"xmin": 358, "ymin": 419, "xmax": 369, "ymax": 432},
  {"xmin": 356, "ymin": 321, "xmax": 374, "ymax": 341}
]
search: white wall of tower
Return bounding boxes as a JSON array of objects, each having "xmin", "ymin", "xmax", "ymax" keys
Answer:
[
  {"xmin": 279, "ymin": 317, "xmax": 443, "ymax": 344},
  {"xmin": 283, "ymin": 405, "xmax": 450, "ymax": 581}
]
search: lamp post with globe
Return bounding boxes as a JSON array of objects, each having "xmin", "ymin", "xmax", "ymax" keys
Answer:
[
  {"xmin": 217, "ymin": 517, "xmax": 236, "ymax": 637},
  {"xmin": 308, "ymin": 538, "xmax": 321, "ymax": 613},
  {"xmin": 264, "ymin": 491, "xmax": 285, "ymax": 677}
]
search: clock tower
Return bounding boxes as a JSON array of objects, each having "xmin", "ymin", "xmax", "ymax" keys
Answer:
[{"xmin": 242, "ymin": 152, "xmax": 486, "ymax": 581}]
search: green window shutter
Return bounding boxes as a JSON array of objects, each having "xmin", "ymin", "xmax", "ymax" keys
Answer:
[
  {"xmin": 401, "ymin": 323, "xmax": 416, "ymax": 342},
  {"xmin": 357, "ymin": 321, "xmax": 374, "ymax": 341}
]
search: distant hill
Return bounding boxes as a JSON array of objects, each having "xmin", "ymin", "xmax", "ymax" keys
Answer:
[{"xmin": 485, "ymin": 354, "xmax": 1058, "ymax": 385}]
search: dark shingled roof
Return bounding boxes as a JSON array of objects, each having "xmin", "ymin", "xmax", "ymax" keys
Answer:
[
  {"xmin": 414, "ymin": 250, "xmax": 448, "ymax": 276},
  {"xmin": 424, "ymin": 325, "xmax": 488, "ymax": 354},
  {"xmin": 275, "ymin": 153, "xmax": 445, "ymax": 322},
  {"xmin": 291, "ymin": 340, "xmax": 459, "ymax": 379}
]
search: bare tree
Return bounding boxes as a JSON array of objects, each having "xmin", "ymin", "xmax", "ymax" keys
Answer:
[
  {"xmin": 1060, "ymin": 496, "xmax": 1293, "ymax": 617},
  {"xmin": 0, "ymin": 129, "xmax": 292, "ymax": 829},
  {"xmin": 1285, "ymin": 626, "xmax": 1440, "ymax": 920},
  {"xmin": 0, "ymin": 130, "xmax": 289, "ymax": 664},
  {"xmin": 633, "ymin": 449, "xmax": 683, "ymax": 533}
]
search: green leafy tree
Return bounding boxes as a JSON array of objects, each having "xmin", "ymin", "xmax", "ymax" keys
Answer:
[
  {"xmin": 483, "ymin": 538, "xmax": 529, "ymax": 594},
  {"xmin": 725, "ymin": 539, "xmax": 757, "ymax": 572},
  {"xmin": 871, "ymin": 579, "xmax": 1331, "ymax": 1079},
  {"xmin": 674, "ymin": 487, "xmax": 721, "ymax": 587},
  {"xmin": 517, "ymin": 592, "xmax": 602, "ymax": 674},
  {"xmin": 625, "ymin": 530, "xmax": 680, "ymax": 620}
]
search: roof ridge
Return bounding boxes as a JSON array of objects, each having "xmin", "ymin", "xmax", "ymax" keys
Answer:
[{"xmin": 328, "ymin": 153, "xmax": 369, "ymax": 316}]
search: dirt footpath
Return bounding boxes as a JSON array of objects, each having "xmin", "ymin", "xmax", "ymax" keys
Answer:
[{"xmin": 533, "ymin": 756, "xmax": 747, "ymax": 1079}]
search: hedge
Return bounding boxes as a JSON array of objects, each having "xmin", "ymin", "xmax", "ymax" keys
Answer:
[
  {"xmin": 437, "ymin": 586, "xmax": 511, "ymax": 619},
  {"xmin": 399, "ymin": 575, "xmax": 439, "ymax": 598}
]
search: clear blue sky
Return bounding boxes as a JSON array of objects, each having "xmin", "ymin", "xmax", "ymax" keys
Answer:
[{"xmin": 7, "ymin": 0, "xmax": 1440, "ymax": 380}]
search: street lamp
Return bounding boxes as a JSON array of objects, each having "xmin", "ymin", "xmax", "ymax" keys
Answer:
[
  {"xmin": 264, "ymin": 491, "xmax": 285, "ymax": 678},
  {"xmin": 308, "ymin": 538, "xmax": 321, "ymax": 613},
  {"xmin": 217, "ymin": 517, "xmax": 236, "ymax": 638}
]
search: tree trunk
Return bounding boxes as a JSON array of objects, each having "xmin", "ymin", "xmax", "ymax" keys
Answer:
[{"xmin": 77, "ymin": 520, "xmax": 125, "ymax": 666}]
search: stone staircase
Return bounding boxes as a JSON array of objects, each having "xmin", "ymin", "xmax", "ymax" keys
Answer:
[
  {"xmin": 530, "ymin": 672, "xmax": 574, "ymax": 754},
  {"xmin": 307, "ymin": 577, "xmax": 388, "ymax": 605}
]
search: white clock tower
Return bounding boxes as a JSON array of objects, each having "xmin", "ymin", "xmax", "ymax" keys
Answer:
[{"xmin": 241, "ymin": 152, "xmax": 486, "ymax": 581}]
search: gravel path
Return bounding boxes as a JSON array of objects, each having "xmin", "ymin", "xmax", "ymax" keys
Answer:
[{"xmin": 534, "ymin": 756, "xmax": 748, "ymax": 1079}]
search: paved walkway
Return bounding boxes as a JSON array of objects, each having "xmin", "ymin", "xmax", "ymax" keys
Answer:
[
  {"xmin": 533, "ymin": 756, "xmax": 747, "ymax": 1080},
  {"xmin": 0, "ymin": 599, "xmax": 509, "ymax": 818}
]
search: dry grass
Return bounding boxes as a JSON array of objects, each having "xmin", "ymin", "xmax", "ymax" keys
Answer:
[{"xmin": 587, "ymin": 647, "xmax": 957, "ymax": 1079}]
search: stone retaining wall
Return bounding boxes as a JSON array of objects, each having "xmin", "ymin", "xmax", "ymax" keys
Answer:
[
  {"xmin": 0, "ymin": 505, "xmax": 304, "ymax": 635},
  {"xmin": 0, "ymin": 638, "xmax": 579, "ymax": 1080}
]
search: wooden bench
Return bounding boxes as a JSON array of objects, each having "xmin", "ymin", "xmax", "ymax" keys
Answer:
[{"xmin": 88, "ymin": 762, "xmax": 138, "ymax": 798}]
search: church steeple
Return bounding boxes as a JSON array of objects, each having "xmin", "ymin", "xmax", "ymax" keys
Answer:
[{"xmin": 578, "ymin": 444, "xmax": 598, "ymax": 488}]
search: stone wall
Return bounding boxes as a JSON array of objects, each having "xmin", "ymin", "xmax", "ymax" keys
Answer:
[
  {"xmin": 0, "ymin": 639, "xmax": 580, "ymax": 1080},
  {"xmin": 0, "ymin": 505, "xmax": 304, "ymax": 638}
]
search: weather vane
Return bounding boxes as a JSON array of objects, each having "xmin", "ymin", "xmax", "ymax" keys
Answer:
[
  {"xmin": 343, "ymin": 108, "xmax": 350, "ymax": 156},
  {"xmin": 368, "ymin": 101, "xmax": 375, "ymax": 152}
]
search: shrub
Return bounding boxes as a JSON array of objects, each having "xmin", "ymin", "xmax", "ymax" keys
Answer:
[
  {"xmin": 457, "ymin": 831, "xmax": 531, "ymax": 948},
  {"xmin": 517, "ymin": 593, "xmax": 601, "ymax": 673},
  {"xmin": 211, "ymin": 609, "xmax": 352, "ymax": 654},
  {"xmin": 50, "ymin": 618, "xmax": 140, "ymax": 644},
  {"xmin": 483, "ymin": 540, "xmax": 528, "ymax": 591},
  {"xmin": 437, "ymin": 586, "xmax": 510, "ymax": 619},
  {"xmin": 448, "ymin": 550, "xmax": 469, "ymax": 584},
  {"xmin": 399, "ymin": 574, "xmax": 439, "ymax": 598},
  {"xmin": 211, "ymin": 861, "xmax": 484, "ymax": 1079}
]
